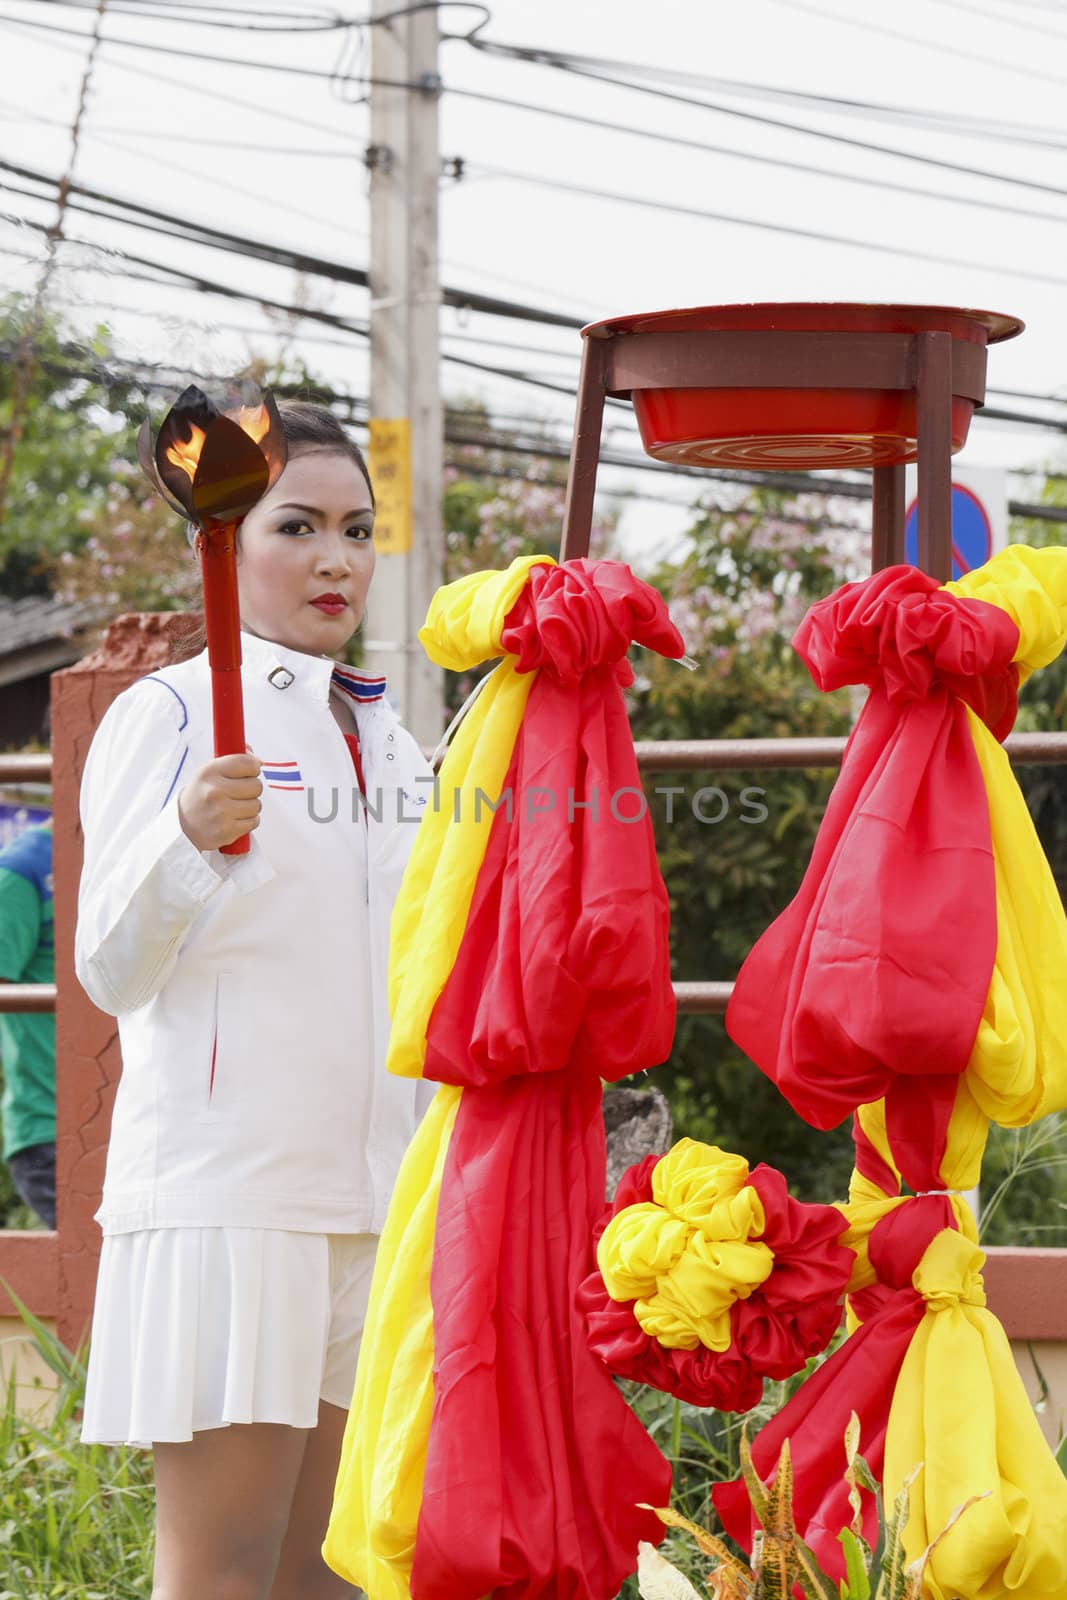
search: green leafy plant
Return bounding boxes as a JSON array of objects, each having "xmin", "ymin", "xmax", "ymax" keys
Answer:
[
  {"xmin": 0, "ymin": 1288, "xmax": 155, "ymax": 1596},
  {"xmin": 634, "ymin": 1414, "xmax": 985, "ymax": 1600}
]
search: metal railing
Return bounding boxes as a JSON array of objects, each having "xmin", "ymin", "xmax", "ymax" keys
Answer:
[{"xmin": 3, "ymin": 728, "xmax": 1065, "ymax": 1018}]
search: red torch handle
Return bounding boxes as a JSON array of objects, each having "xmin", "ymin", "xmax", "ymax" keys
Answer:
[{"xmin": 197, "ymin": 523, "xmax": 250, "ymax": 856}]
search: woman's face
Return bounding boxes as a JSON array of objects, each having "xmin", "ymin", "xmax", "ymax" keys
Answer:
[{"xmin": 236, "ymin": 448, "xmax": 375, "ymax": 656}]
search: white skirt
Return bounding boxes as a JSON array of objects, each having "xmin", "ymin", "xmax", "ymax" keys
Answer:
[{"xmin": 81, "ymin": 1227, "xmax": 378, "ymax": 1448}]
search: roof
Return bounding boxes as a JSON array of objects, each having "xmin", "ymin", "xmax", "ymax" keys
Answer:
[{"xmin": 0, "ymin": 597, "xmax": 107, "ymax": 657}]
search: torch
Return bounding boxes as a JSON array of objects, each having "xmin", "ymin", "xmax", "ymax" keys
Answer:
[{"xmin": 138, "ymin": 384, "xmax": 287, "ymax": 854}]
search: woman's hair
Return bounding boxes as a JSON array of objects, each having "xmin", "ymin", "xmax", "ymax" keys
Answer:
[
  {"xmin": 171, "ymin": 398, "xmax": 373, "ymax": 660},
  {"xmin": 271, "ymin": 400, "xmax": 375, "ymax": 509}
]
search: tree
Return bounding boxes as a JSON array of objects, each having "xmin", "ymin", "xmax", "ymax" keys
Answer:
[
  {"xmin": 625, "ymin": 487, "xmax": 867, "ymax": 1203},
  {"xmin": 0, "ymin": 294, "xmax": 144, "ymax": 598}
]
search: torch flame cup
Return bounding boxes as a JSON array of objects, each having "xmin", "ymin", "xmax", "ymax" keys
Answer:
[{"xmin": 138, "ymin": 384, "xmax": 288, "ymax": 855}]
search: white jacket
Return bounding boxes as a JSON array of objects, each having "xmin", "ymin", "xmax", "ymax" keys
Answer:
[{"xmin": 75, "ymin": 631, "xmax": 436, "ymax": 1237}]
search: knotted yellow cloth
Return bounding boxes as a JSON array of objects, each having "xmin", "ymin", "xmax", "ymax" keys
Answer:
[
  {"xmin": 597, "ymin": 1142, "xmax": 772, "ymax": 1352},
  {"xmin": 886, "ymin": 1230, "xmax": 1067, "ymax": 1600}
]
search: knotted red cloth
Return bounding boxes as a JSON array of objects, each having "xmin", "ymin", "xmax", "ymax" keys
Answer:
[
  {"xmin": 410, "ymin": 560, "xmax": 682, "ymax": 1600},
  {"xmin": 577, "ymin": 1158, "xmax": 853, "ymax": 1412},
  {"xmin": 726, "ymin": 567, "xmax": 1019, "ymax": 1168}
]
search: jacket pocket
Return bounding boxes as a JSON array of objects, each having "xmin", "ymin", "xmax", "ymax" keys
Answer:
[{"xmin": 205, "ymin": 972, "xmax": 230, "ymax": 1114}]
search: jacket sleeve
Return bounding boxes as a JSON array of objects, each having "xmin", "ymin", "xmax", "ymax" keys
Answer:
[{"xmin": 74, "ymin": 676, "xmax": 270, "ymax": 1016}]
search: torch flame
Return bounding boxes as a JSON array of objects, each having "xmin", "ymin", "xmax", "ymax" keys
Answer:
[
  {"xmin": 165, "ymin": 424, "xmax": 207, "ymax": 484},
  {"xmin": 236, "ymin": 404, "xmax": 271, "ymax": 446}
]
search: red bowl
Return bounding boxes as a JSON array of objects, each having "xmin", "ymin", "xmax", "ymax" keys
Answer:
[{"xmin": 584, "ymin": 302, "xmax": 1023, "ymax": 471}]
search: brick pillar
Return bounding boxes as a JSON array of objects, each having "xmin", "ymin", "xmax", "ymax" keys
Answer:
[{"xmin": 52, "ymin": 613, "xmax": 200, "ymax": 1352}]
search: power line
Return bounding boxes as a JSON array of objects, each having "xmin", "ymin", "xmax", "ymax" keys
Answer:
[
  {"xmin": 437, "ymin": 90, "xmax": 1067, "ymax": 230},
  {"xmin": 472, "ymin": 162, "xmax": 1067, "ymax": 292},
  {"xmin": 991, "ymin": 384, "xmax": 1067, "ymax": 405},
  {"xmin": 763, "ymin": 0, "xmax": 1067, "ymax": 89},
  {"xmin": 0, "ymin": 6, "xmax": 409, "ymax": 81},
  {"xmin": 0, "ymin": 101, "xmax": 359, "ymax": 156},
  {"xmin": 460, "ymin": 37, "xmax": 1067, "ymax": 151},
  {"xmin": 9, "ymin": 0, "xmax": 492, "ymax": 30},
  {"xmin": 11, "ymin": 335, "xmax": 1067, "ymax": 524},
  {"xmin": 0, "ymin": 202, "xmax": 600, "ymax": 406},
  {"xmin": 87, "ymin": 129, "xmax": 366, "ymax": 244},
  {"xmin": 15, "ymin": 0, "xmax": 1067, "ymax": 210},
  {"xmin": 30, "ymin": 292, "xmax": 583, "ymax": 372},
  {"xmin": 443, "ymin": 458, "xmax": 871, "ymax": 531},
  {"xmin": 0, "ymin": 12, "xmax": 370, "ymax": 141},
  {"xmin": 979, "ymin": 405, "xmax": 1067, "ymax": 432},
  {"xmin": 14, "ymin": 2, "xmax": 1067, "ymax": 228},
  {"xmin": 83, "ymin": 132, "xmax": 581, "ymax": 311},
  {"xmin": 927, "ymin": 0, "xmax": 1067, "ymax": 40},
  {"xmin": 21, "ymin": 0, "xmax": 345, "ymax": 29},
  {"xmin": 8, "ymin": 191, "xmax": 1067, "ymax": 440},
  {"xmin": 996, "ymin": 0, "xmax": 1067, "ymax": 12},
  {"xmin": 461, "ymin": 38, "xmax": 1067, "ymax": 204},
  {"xmin": 0, "ymin": 155, "xmax": 588, "ymax": 329},
  {"xmin": 21, "ymin": 0, "xmax": 1067, "ymax": 151}
]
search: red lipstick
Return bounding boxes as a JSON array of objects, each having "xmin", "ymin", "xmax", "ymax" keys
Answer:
[{"xmin": 311, "ymin": 593, "xmax": 348, "ymax": 615}]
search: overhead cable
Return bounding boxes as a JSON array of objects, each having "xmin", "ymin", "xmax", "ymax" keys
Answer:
[{"xmin": 472, "ymin": 163, "xmax": 1067, "ymax": 291}]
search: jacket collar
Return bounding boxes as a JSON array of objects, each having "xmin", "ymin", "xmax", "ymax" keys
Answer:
[{"xmin": 236, "ymin": 630, "xmax": 388, "ymax": 707}]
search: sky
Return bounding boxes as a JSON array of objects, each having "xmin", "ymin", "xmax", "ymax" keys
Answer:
[{"xmin": 4, "ymin": 0, "xmax": 1067, "ymax": 549}]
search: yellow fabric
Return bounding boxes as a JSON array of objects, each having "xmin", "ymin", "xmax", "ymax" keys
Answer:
[
  {"xmin": 945, "ymin": 543, "xmax": 1067, "ymax": 680},
  {"xmin": 650, "ymin": 1142, "xmax": 757, "ymax": 1234},
  {"xmin": 323, "ymin": 1084, "xmax": 462, "ymax": 1596},
  {"xmin": 596, "ymin": 1140, "xmax": 773, "ymax": 1353},
  {"xmin": 596, "ymin": 1204, "xmax": 690, "ymax": 1300},
  {"xmin": 386, "ymin": 556, "xmax": 554, "ymax": 1079},
  {"xmin": 961, "ymin": 706, "xmax": 1067, "ymax": 1126},
  {"xmin": 415, "ymin": 554, "xmax": 555, "ymax": 672},
  {"xmin": 884, "ymin": 1228, "xmax": 1067, "ymax": 1600}
]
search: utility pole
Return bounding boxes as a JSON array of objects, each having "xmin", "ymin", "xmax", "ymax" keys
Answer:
[{"xmin": 363, "ymin": 0, "xmax": 444, "ymax": 747}]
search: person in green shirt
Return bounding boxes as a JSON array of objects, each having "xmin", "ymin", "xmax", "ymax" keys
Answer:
[{"xmin": 0, "ymin": 819, "xmax": 55, "ymax": 1229}]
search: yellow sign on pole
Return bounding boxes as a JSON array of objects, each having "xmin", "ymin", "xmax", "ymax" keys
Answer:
[{"xmin": 367, "ymin": 417, "xmax": 413, "ymax": 554}]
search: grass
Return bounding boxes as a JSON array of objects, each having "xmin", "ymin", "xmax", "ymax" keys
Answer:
[
  {"xmin": 980, "ymin": 1114, "xmax": 1067, "ymax": 1247},
  {"xmin": 0, "ymin": 1288, "xmax": 830, "ymax": 1600},
  {"xmin": 0, "ymin": 1298, "xmax": 1060, "ymax": 1599},
  {"xmin": 0, "ymin": 1292, "xmax": 155, "ymax": 1598}
]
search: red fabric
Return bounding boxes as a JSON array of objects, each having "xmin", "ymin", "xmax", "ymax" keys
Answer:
[
  {"xmin": 884, "ymin": 1072, "xmax": 960, "ymax": 1194},
  {"xmin": 342, "ymin": 730, "xmax": 366, "ymax": 797},
  {"xmin": 795, "ymin": 566, "xmax": 1019, "ymax": 742},
  {"xmin": 410, "ymin": 560, "xmax": 683, "ymax": 1600},
  {"xmin": 413, "ymin": 1073, "xmax": 671, "ymax": 1600},
  {"xmin": 422, "ymin": 561, "xmax": 682, "ymax": 1089},
  {"xmin": 712, "ymin": 1195, "xmax": 959, "ymax": 1581},
  {"xmin": 577, "ymin": 1161, "xmax": 852, "ymax": 1412},
  {"xmin": 726, "ymin": 567, "xmax": 1018, "ymax": 1145}
]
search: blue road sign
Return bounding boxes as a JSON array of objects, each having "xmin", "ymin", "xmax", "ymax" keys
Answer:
[{"xmin": 904, "ymin": 484, "xmax": 993, "ymax": 579}]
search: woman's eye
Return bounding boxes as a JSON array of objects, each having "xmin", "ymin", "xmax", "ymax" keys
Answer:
[
  {"xmin": 347, "ymin": 525, "xmax": 374, "ymax": 541},
  {"xmin": 278, "ymin": 520, "xmax": 311, "ymax": 536}
]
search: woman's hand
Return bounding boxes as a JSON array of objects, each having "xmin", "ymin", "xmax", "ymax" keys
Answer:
[{"xmin": 178, "ymin": 752, "xmax": 262, "ymax": 851}]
